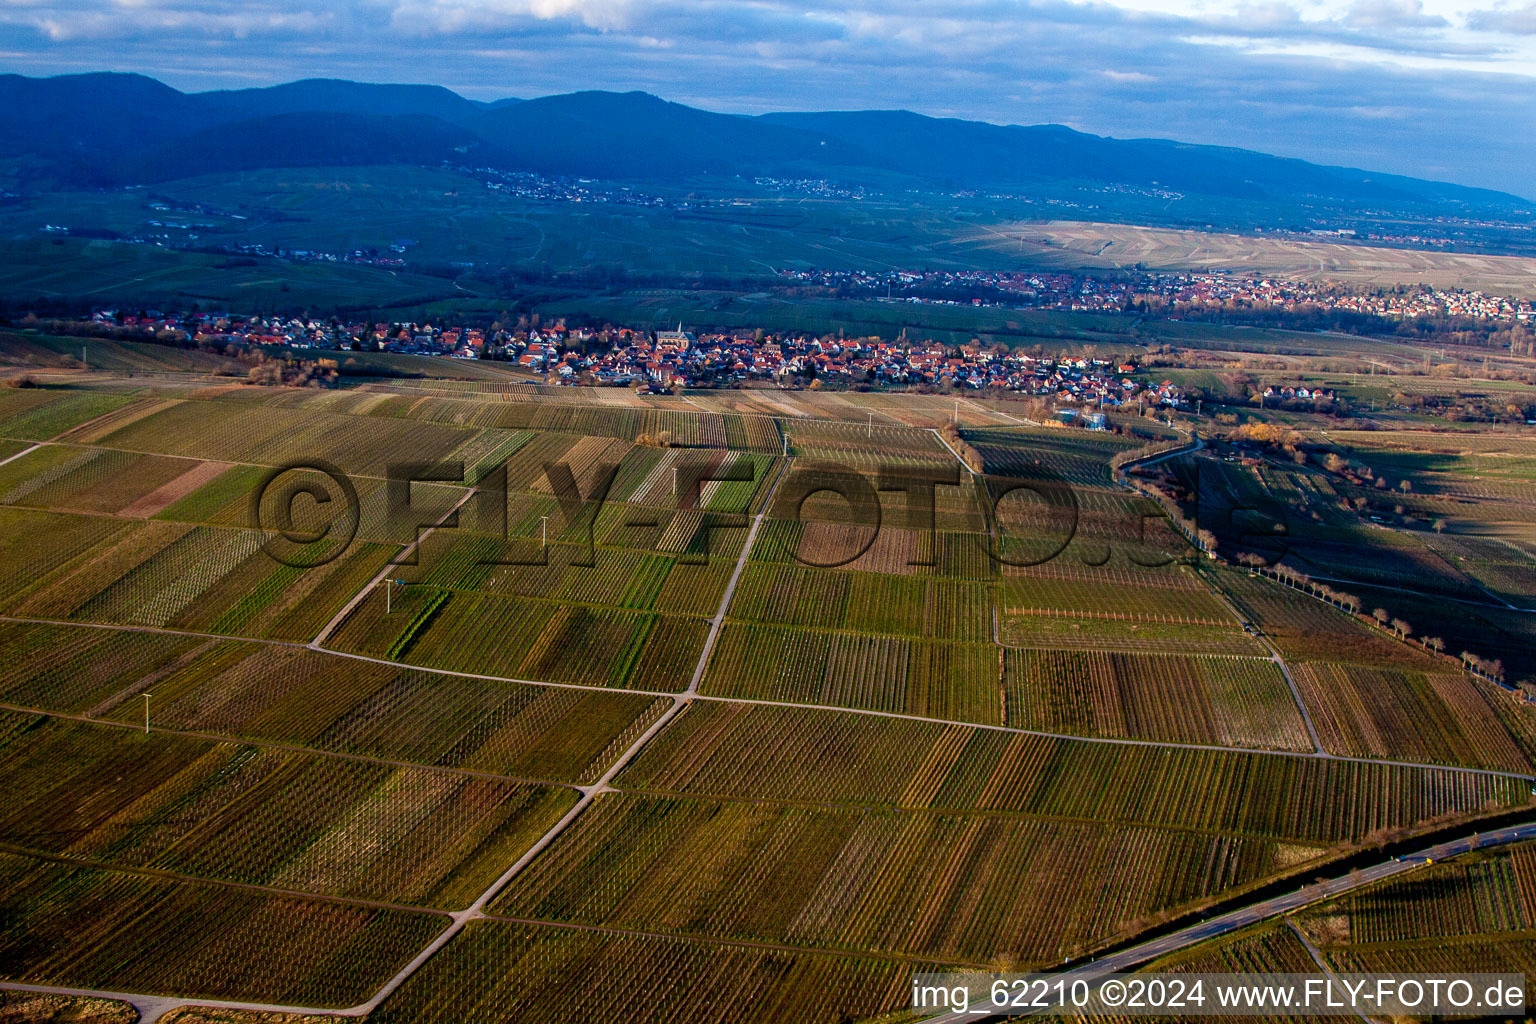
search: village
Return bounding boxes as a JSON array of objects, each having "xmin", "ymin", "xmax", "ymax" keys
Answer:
[
  {"xmin": 85, "ymin": 309, "xmax": 1197, "ymax": 415},
  {"xmin": 780, "ymin": 267, "xmax": 1536, "ymax": 322}
]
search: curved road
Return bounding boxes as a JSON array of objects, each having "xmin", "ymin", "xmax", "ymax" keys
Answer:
[
  {"xmin": 921, "ymin": 818, "xmax": 1536, "ymax": 1022},
  {"xmin": 5, "ymin": 817, "xmax": 1535, "ymax": 1023},
  {"xmin": 3, "ymin": 427, "xmax": 1533, "ymax": 1020}
]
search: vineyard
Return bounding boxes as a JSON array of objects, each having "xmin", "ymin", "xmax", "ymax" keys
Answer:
[
  {"xmin": 492, "ymin": 792, "xmax": 1326, "ymax": 964},
  {"xmin": 0, "ymin": 389, "xmax": 139, "ymax": 441},
  {"xmin": 85, "ymin": 396, "xmax": 483, "ymax": 478},
  {"xmin": 1078, "ymin": 921, "xmax": 1362, "ymax": 1024},
  {"xmin": 369, "ymin": 919, "xmax": 929, "ymax": 1024},
  {"xmin": 703, "ymin": 623, "xmax": 1003, "ymax": 723},
  {"xmin": 616, "ymin": 703, "xmax": 1526, "ymax": 843},
  {"xmin": 1215, "ymin": 569, "xmax": 1427, "ymax": 666},
  {"xmin": 4, "ymin": 378, "xmax": 1536, "ymax": 1019},
  {"xmin": 750, "ymin": 519, "xmax": 997, "ymax": 579},
  {"xmin": 0, "ymin": 445, "xmax": 203, "ymax": 514},
  {"xmin": 966, "ymin": 427, "xmax": 1140, "ymax": 486},
  {"xmin": 0, "ymin": 622, "xmax": 670, "ymax": 784},
  {"xmin": 0, "ymin": 850, "xmax": 444, "ymax": 1006},
  {"xmin": 1002, "ymin": 650, "xmax": 1312, "ymax": 750},
  {"xmin": 407, "ymin": 532, "xmax": 737, "ymax": 617},
  {"xmin": 325, "ymin": 584, "xmax": 707, "ymax": 691},
  {"xmin": 1000, "ymin": 612, "xmax": 1265, "ymax": 655},
  {"xmin": 0, "ymin": 710, "xmax": 577, "ymax": 909},
  {"xmin": 1002, "ymin": 573, "xmax": 1235, "ymax": 624},
  {"xmin": 1290, "ymin": 661, "xmax": 1532, "ymax": 772},
  {"xmin": 727, "ymin": 563, "xmax": 993, "ymax": 641},
  {"xmin": 0, "ymin": 509, "xmax": 401, "ymax": 641},
  {"xmin": 1297, "ymin": 841, "xmax": 1536, "ymax": 995}
]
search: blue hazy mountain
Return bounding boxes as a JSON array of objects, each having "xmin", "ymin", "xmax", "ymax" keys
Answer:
[{"xmin": 0, "ymin": 71, "xmax": 1524, "ymax": 209}]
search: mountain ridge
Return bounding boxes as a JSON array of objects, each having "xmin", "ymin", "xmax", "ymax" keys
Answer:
[{"xmin": 0, "ymin": 71, "xmax": 1526, "ymax": 209}]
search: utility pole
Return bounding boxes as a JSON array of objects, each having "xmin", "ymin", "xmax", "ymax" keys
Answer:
[
  {"xmin": 142, "ymin": 693, "xmax": 151, "ymax": 734},
  {"xmin": 386, "ymin": 578, "xmax": 409, "ymax": 614},
  {"xmin": 541, "ymin": 515, "xmax": 549, "ymax": 549},
  {"xmin": 867, "ymin": 412, "xmax": 872, "ymax": 438}
]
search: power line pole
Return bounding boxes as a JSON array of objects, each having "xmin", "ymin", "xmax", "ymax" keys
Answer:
[{"xmin": 142, "ymin": 693, "xmax": 151, "ymax": 734}]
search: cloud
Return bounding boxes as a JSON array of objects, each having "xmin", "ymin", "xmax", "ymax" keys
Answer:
[
  {"xmin": 1344, "ymin": 0, "xmax": 1448, "ymax": 28},
  {"xmin": 1468, "ymin": 0, "xmax": 1536, "ymax": 31},
  {"xmin": 385, "ymin": 0, "xmax": 635, "ymax": 35}
]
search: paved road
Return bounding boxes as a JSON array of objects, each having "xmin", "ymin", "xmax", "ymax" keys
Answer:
[
  {"xmin": 8, "ymin": 817, "xmax": 1534, "ymax": 1024},
  {"xmin": 1284, "ymin": 920, "xmax": 1378, "ymax": 1024},
  {"xmin": 0, "ymin": 442, "xmax": 41, "ymax": 469},
  {"xmin": 3, "ymin": 427, "xmax": 1533, "ymax": 1020},
  {"xmin": 0, "ymin": 458, "xmax": 795, "ymax": 1024},
  {"xmin": 309, "ymin": 485, "xmax": 477, "ymax": 648},
  {"xmin": 919, "ymin": 820, "xmax": 1536, "ymax": 1022}
]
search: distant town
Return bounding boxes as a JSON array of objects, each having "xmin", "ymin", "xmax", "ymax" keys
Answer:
[
  {"xmin": 79, "ymin": 308, "xmax": 1206, "ymax": 415},
  {"xmin": 779, "ymin": 268, "xmax": 1536, "ymax": 323}
]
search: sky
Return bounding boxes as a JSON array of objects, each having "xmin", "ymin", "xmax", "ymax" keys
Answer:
[{"xmin": 1, "ymin": 0, "xmax": 1533, "ymax": 195}]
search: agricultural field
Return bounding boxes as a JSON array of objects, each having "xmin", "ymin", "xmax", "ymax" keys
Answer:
[
  {"xmin": 0, "ymin": 621, "xmax": 670, "ymax": 784},
  {"xmin": 368, "ymin": 918, "xmax": 933, "ymax": 1024},
  {"xmin": 0, "ymin": 849, "xmax": 445, "ymax": 1007},
  {"xmin": 1289, "ymin": 661, "xmax": 1533, "ymax": 772},
  {"xmin": 616, "ymin": 702, "xmax": 1524, "ymax": 843},
  {"xmin": 490, "ymin": 792, "xmax": 1324, "ymax": 963},
  {"xmin": 0, "ymin": 709, "xmax": 576, "ymax": 909},
  {"xmin": 2, "ymin": 375, "xmax": 1535, "ymax": 1020},
  {"xmin": 1293, "ymin": 840, "xmax": 1536, "ymax": 1003},
  {"xmin": 1002, "ymin": 650, "xmax": 1311, "ymax": 750}
]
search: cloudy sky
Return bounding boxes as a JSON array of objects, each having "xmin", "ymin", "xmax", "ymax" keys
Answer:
[{"xmin": 2, "ymin": 0, "xmax": 1533, "ymax": 195}]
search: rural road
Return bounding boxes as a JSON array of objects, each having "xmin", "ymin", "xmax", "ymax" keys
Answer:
[
  {"xmin": 6, "ymin": 816, "xmax": 1535, "ymax": 1023},
  {"xmin": 918, "ymin": 820, "xmax": 1536, "ymax": 1022},
  {"xmin": 1201, "ymin": 576, "xmax": 1327, "ymax": 754},
  {"xmin": 3, "ymin": 425, "xmax": 1533, "ymax": 1021},
  {"xmin": 0, "ymin": 456, "xmax": 796, "ymax": 1024},
  {"xmin": 0, "ymin": 442, "xmax": 41, "ymax": 469}
]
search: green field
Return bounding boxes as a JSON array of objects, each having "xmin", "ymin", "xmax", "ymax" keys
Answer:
[{"xmin": 0, "ymin": 374, "xmax": 1533, "ymax": 1020}]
